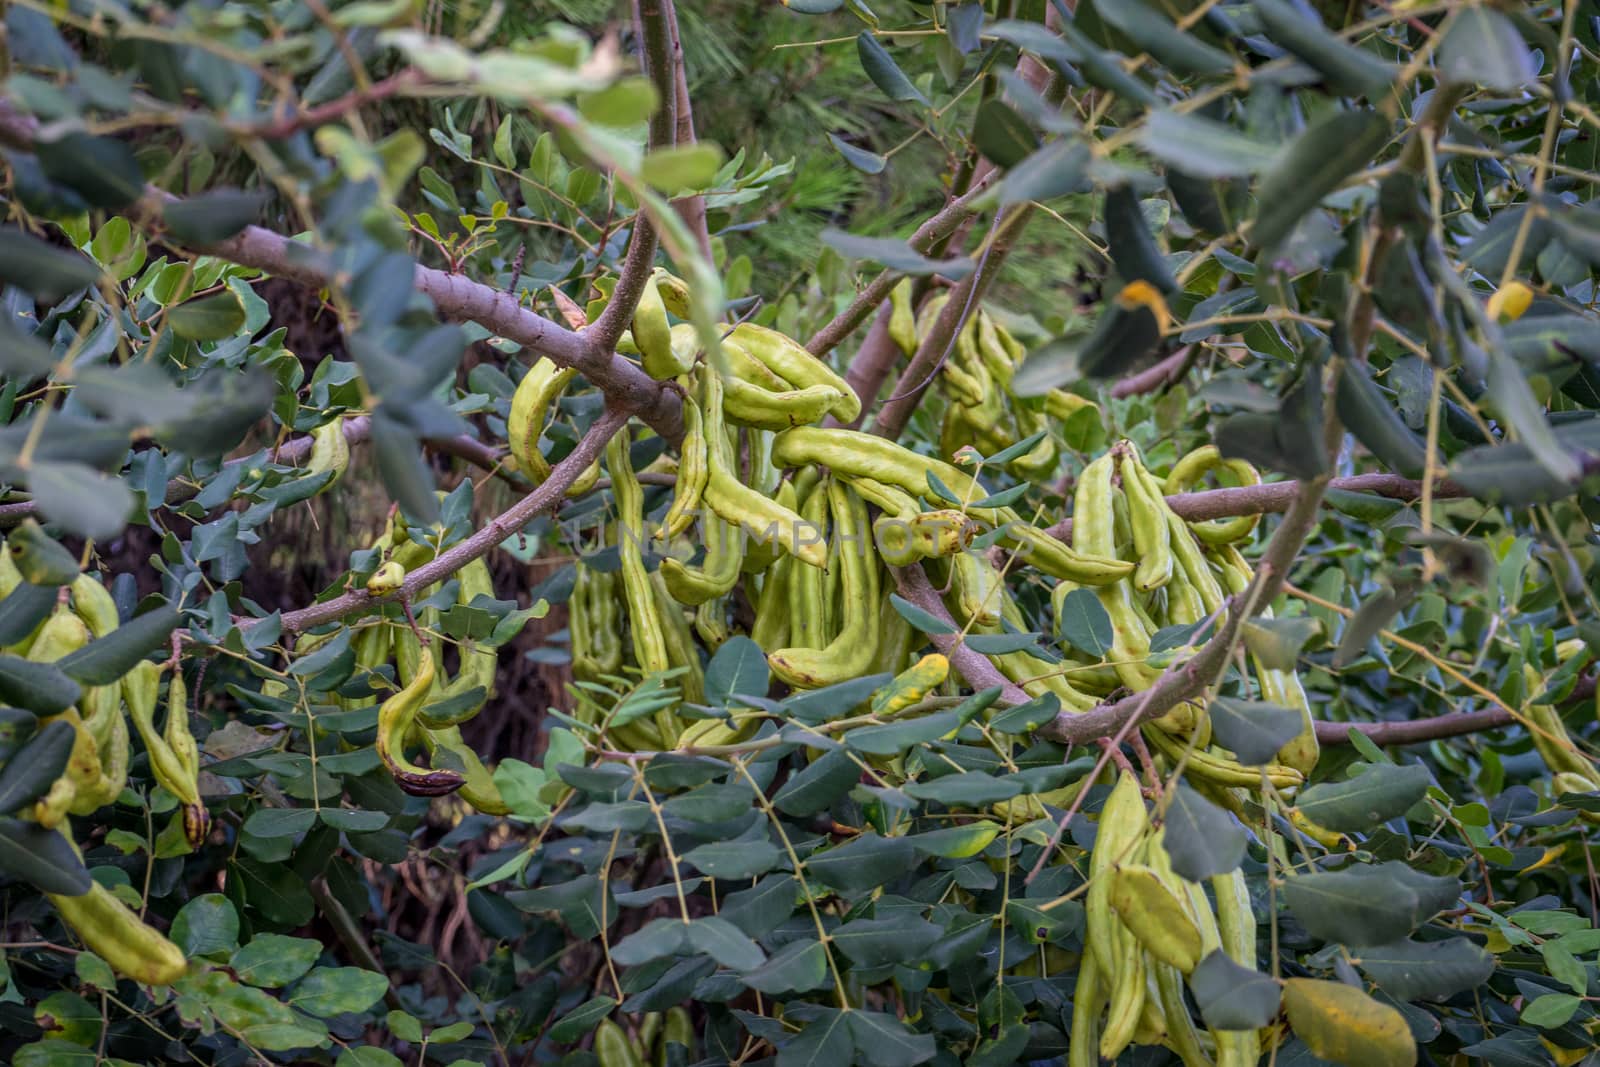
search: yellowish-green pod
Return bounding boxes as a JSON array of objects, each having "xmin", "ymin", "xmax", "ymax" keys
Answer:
[
  {"xmin": 1074, "ymin": 455, "xmax": 1160, "ymax": 691},
  {"xmin": 377, "ymin": 648, "xmax": 464, "ymax": 796},
  {"xmin": 607, "ymin": 432, "xmax": 672, "ymax": 677},
  {"xmin": 728, "ymin": 322, "xmax": 861, "ymax": 423},
  {"xmin": 1068, "ymin": 948, "xmax": 1103, "ymax": 1067},
  {"xmin": 870, "ymin": 653, "xmax": 949, "ymax": 716},
  {"xmin": 1111, "ymin": 864, "xmax": 1204, "ymax": 973},
  {"xmin": 634, "ymin": 271, "xmax": 691, "ymax": 380},
  {"xmin": 660, "ymin": 374, "xmax": 708, "ymax": 540},
  {"xmin": 749, "ymin": 559, "xmax": 792, "ymax": 653},
  {"xmin": 1120, "ymin": 446, "xmax": 1174, "ymax": 592},
  {"xmin": 1164, "ymin": 446, "xmax": 1262, "ymax": 545},
  {"xmin": 48, "ymin": 879, "xmax": 188, "ymax": 985},
  {"xmin": 648, "ymin": 568, "xmax": 704, "ymax": 712},
  {"xmin": 768, "ymin": 481, "xmax": 881, "ymax": 690},
  {"xmin": 887, "ymin": 277, "xmax": 917, "ymax": 357},
  {"xmin": 660, "ymin": 413, "xmax": 744, "ymax": 606},
  {"xmin": 703, "ymin": 375, "xmax": 828, "ymax": 570},
  {"xmin": 422, "ymin": 724, "xmax": 510, "ymax": 815},
  {"xmin": 951, "ymin": 550, "xmax": 1005, "ymax": 628},
  {"xmin": 788, "ymin": 477, "xmax": 832, "ymax": 651},
  {"xmin": 306, "ymin": 417, "xmax": 350, "ymax": 493}
]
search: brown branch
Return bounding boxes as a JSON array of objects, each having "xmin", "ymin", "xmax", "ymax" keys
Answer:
[
  {"xmin": 1314, "ymin": 709, "xmax": 1512, "ymax": 746},
  {"xmin": 871, "ymin": 205, "xmax": 1037, "ymax": 442},
  {"xmin": 0, "ymin": 414, "xmax": 516, "ymax": 528},
  {"xmin": 587, "ymin": 0, "xmax": 681, "ymax": 354},
  {"xmin": 893, "ymin": 565, "xmax": 1032, "ymax": 706},
  {"xmin": 1038, "ymin": 471, "xmax": 1333, "ymax": 745},
  {"xmin": 1110, "ymin": 346, "xmax": 1194, "ymax": 398},
  {"xmin": 665, "ymin": 10, "xmax": 712, "ymax": 259},
  {"xmin": 0, "ymin": 98, "xmax": 684, "ymax": 441},
  {"xmin": 833, "ymin": 308, "xmax": 899, "ymax": 430},
  {"xmin": 805, "ymin": 176, "xmax": 996, "ymax": 358},
  {"xmin": 238, "ymin": 71, "xmax": 422, "ymax": 140},
  {"xmin": 1318, "ymin": 673, "xmax": 1596, "ymax": 745},
  {"xmin": 1043, "ymin": 472, "xmax": 1471, "ymax": 543},
  {"xmin": 262, "ymin": 407, "xmax": 628, "ymax": 634}
]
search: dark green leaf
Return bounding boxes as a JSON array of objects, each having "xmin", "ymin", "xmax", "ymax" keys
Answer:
[
  {"xmin": 1097, "ymin": 0, "xmax": 1233, "ymax": 76},
  {"xmin": 687, "ymin": 916, "xmax": 765, "ymax": 971},
  {"xmin": 845, "ymin": 1010, "xmax": 936, "ymax": 1067},
  {"xmin": 0, "ymin": 723, "xmax": 78, "ymax": 812},
  {"xmin": 1162, "ymin": 784, "xmax": 1246, "ymax": 880},
  {"xmin": 682, "ymin": 838, "xmax": 782, "ymax": 880},
  {"xmin": 1252, "ymin": 109, "xmax": 1392, "ymax": 252},
  {"xmin": 857, "ymin": 32, "xmax": 927, "ymax": 104},
  {"xmin": 1332, "ymin": 585, "xmax": 1406, "ymax": 669},
  {"xmin": 773, "ymin": 747, "xmax": 861, "ymax": 816},
  {"xmin": 833, "ymin": 916, "xmax": 943, "ymax": 966},
  {"xmin": 1189, "ymin": 950, "xmax": 1281, "ymax": 1030},
  {"xmin": 1357, "ymin": 937, "xmax": 1495, "ymax": 1001},
  {"xmin": 1283, "ymin": 864, "xmax": 1432, "ymax": 946},
  {"xmin": 171, "ymin": 893, "xmax": 239, "ymax": 957},
  {"xmin": 56, "ymin": 605, "xmax": 180, "ymax": 685},
  {"xmin": 820, "ymin": 229, "xmax": 974, "ymax": 280},
  {"xmin": 25, "ymin": 462, "xmax": 135, "ymax": 541},
  {"xmin": 35, "ymin": 132, "xmax": 145, "ymax": 208},
  {"xmin": 1441, "ymin": 7, "xmax": 1537, "ymax": 91},
  {"xmin": 1295, "ymin": 763, "xmax": 1432, "ymax": 832},
  {"xmin": 973, "ymin": 99, "xmax": 1037, "ymax": 168},
  {"xmin": 845, "ymin": 710, "xmax": 960, "ymax": 755},
  {"xmin": 743, "ymin": 938, "xmax": 832, "ymax": 995},
  {"xmin": 609, "ymin": 917, "xmax": 690, "ymax": 966},
  {"xmin": 0, "ymin": 816, "xmax": 92, "ymax": 895},
  {"xmin": 1105, "ymin": 183, "xmax": 1176, "ymax": 293},
  {"xmin": 169, "ymin": 291, "xmax": 248, "ymax": 341},
  {"xmin": 1209, "ymin": 698, "xmax": 1305, "ymax": 766},
  {"xmin": 704, "ymin": 636, "xmax": 770, "ymax": 706},
  {"xmin": 1057, "ymin": 588, "xmax": 1113, "ymax": 658},
  {"xmin": 998, "ymin": 139, "xmax": 1091, "ymax": 207},
  {"xmin": 1138, "ymin": 111, "xmax": 1278, "ymax": 178},
  {"xmin": 546, "ymin": 996, "xmax": 616, "ymax": 1043},
  {"xmin": 888, "ymin": 593, "xmax": 957, "ymax": 635},
  {"xmin": 0, "ymin": 229, "xmax": 103, "ymax": 303},
  {"xmin": 162, "ymin": 189, "xmax": 267, "ymax": 244},
  {"xmin": 0, "ymin": 583, "xmax": 60, "ymax": 648},
  {"xmin": 1253, "ymin": 0, "xmax": 1397, "ymax": 97},
  {"xmin": 828, "ymin": 133, "xmax": 887, "ymax": 175},
  {"xmin": 244, "ymin": 807, "xmax": 318, "ymax": 839},
  {"xmin": 779, "ymin": 1011, "xmax": 852, "ymax": 1067},
  {"xmin": 0, "ymin": 655, "xmax": 81, "ymax": 714},
  {"xmin": 806, "ymin": 833, "xmax": 914, "ymax": 894}
]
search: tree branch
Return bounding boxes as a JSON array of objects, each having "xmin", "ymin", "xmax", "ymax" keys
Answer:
[
  {"xmin": 0, "ymin": 98, "xmax": 685, "ymax": 442},
  {"xmin": 665, "ymin": 10, "xmax": 712, "ymax": 258},
  {"xmin": 893, "ymin": 565, "xmax": 1031, "ymax": 706},
  {"xmin": 1314, "ymin": 709, "xmax": 1512, "ymax": 746},
  {"xmin": 1110, "ymin": 346, "xmax": 1195, "ymax": 398},
  {"xmin": 871, "ymin": 205, "xmax": 1036, "ymax": 442},
  {"xmin": 262, "ymin": 408, "xmax": 629, "ymax": 634},
  {"xmin": 1037, "ymin": 472, "xmax": 1333, "ymax": 745},
  {"xmin": 586, "ymin": 0, "xmax": 681, "ymax": 354},
  {"xmin": 805, "ymin": 175, "xmax": 996, "ymax": 358},
  {"xmin": 1043, "ymin": 472, "xmax": 1470, "ymax": 543}
]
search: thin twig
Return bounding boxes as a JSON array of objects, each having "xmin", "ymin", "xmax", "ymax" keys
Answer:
[
  {"xmin": 1043, "ymin": 472, "xmax": 1468, "ymax": 544},
  {"xmin": 260, "ymin": 408, "xmax": 628, "ymax": 634},
  {"xmin": 892, "ymin": 565, "xmax": 1031, "ymax": 705},
  {"xmin": 1038, "ymin": 471, "xmax": 1333, "ymax": 745}
]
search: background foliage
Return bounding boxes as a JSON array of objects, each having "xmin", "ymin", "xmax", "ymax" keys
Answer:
[{"xmin": 0, "ymin": 1, "xmax": 1598, "ymax": 1066}]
